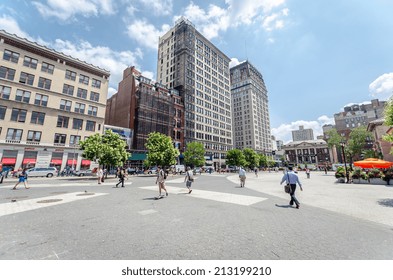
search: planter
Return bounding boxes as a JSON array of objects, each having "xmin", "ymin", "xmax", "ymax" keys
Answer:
[
  {"xmin": 369, "ymin": 178, "xmax": 386, "ymax": 185},
  {"xmin": 353, "ymin": 179, "xmax": 369, "ymax": 184},
  {"xmin": 336, "ymin": 178, "xmax": 345, "ymax": 183}
]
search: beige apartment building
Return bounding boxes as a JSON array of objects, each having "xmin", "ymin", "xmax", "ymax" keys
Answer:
[
  {"xmin": 157, "ymin": 18, "xmax": 233, "ymax": 169},
  {"xmin": 0, "ymin": 30, "xmax": 109, "ymax": 172}
]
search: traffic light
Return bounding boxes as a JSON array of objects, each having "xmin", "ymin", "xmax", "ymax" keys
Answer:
[{"xmin": 272, "ymin": 150, "xmax": 276, "ymax": 155}]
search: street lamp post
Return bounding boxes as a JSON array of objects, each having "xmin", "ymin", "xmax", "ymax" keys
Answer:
[
  {"xmin": 71, "ymin": 126, "xmax": 82, "ymax": 173},
  {"xmin": 340, "ymin": 141, "xmax": 349, "ymax": 183}
]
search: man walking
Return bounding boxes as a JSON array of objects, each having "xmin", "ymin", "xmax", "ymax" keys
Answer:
[
  {"xmin": 280, "ymin": 166, "xmax": 303, "ymax": 209},
  {"xmin": 115, "ymin": 168, "xmax": 125, "ymax": 188},
  {"xmin": 184, "ymin": 166, "xmax": 193, "ymax": 194},
  {"xmin": 239, "ymin": 166, "xmax": 246, "ymax": 187}
]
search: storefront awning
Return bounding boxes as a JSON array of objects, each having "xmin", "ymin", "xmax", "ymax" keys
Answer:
[
  {"xmin": 23, "ymin": 158, "xmax": 36, "ymax": 164},
  {"xmin": 67, "ymin": 159, "xmax": 77, "ymax": 165},
  {"xmin": 128, "ymin": 153, "xmax": 147, "ymax": 161},
  {"xmin": 81, "ymin": 159, "xmax": 91, "ymax": 166},
  {"xmin": 1, "ymin": 158, "xmax": 16, "ymax": 165},
  {"xmin": 51, "ymin": 159, "xmax": 63, "ymax": 165}
]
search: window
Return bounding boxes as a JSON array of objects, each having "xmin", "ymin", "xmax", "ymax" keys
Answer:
[
  {"xmin": 38, "ymin": 77, "xmax": 51, "ymax": 90},
  {"xmin": 41, "ymin": 62, "xmax": 54, "ymax": 74},
  {"xmin": 31, "ymin": 111, "xmax": 45, "ymax": 125},
  {"xmin": 0, "ymin": 85, "xmax": 11, "ymax": 99},
  {"xmin": 15, "ymin": 89, "xmax": 31, "ymax": 103},
  {"xmin": 54, "ymin": 133, "xmax": 66, "ymax": 144},
  {"xmin": 23, "ymin": 56, "xmax": 38, "ymax": 69},
  {"xmin": 92, "ymin": 78, "xmax": 101, "ymax": 88},
  {"xmin": 70, "ymin": 135, "xmax": 81, "ymax": 145},
  {"xmin": 0, "ymin": 105, "xmax": 6, "ymax": 120},
  {"xmin": 65, "ymin": 70, "xmax": 76, "ymax": 81},
  {"xmin": 6, "ymin": 128, "xmax": 23, "ymax": 140},
  {"xmin": 74, "ymin": 103, "xmax": 85, "ymax": 114},
  {"xmin": 86, "ymin": 120, "xmax": 96, "ymax": 132},
  {"xmin": 90, "ymin": 91, "xmax": 99, "ymax": 102},
  {"xmin": 57, "ymin": 115, "xmax": 69, "ymax": 128},
  {"xmin": 73, "ymin": 118, "xmax": 83, "ymax": 129},
  {"xmin": 19, "ymin": 72, "xmax": 35, "ymax": 85},
  {"xmin": 87, "ymin": 105, "xmax": 97, "ymax": 116},
  {"xmin": 79, "ymin": 74, "xmax": 89, "ymax": 85},
  {"xmin": 60, "ymin": 99, "xmax": 72, "ymax": 111},
  {"xmin": 0, "ymin": 66, "xmax": 16, "ymax": 80},
  {"xmin": 63, "ymin": 84, "xmax": 74, "ymax": 96},
  {"xmin": 3, "ymin": 49, "xmax": 20, "ymax": 63},
  {"xmin": 77, "ymin": 88, "xmax": 87, "ymax": 99},
  {"xmin": 10, "ymin": 108, "xmax": 27, "ymax": 122},
  {"xmin": 27, "ymin": 130, "xmax": 41, "ymax": 142},
  {"xmin": 34, "ymin": 93, "xmax": 48, "ymax": 107}
]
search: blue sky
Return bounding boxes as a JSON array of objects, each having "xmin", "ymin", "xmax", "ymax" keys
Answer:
[{"xmin": 1, "ymin": 0, "xmax": 393, "ymax": 143}]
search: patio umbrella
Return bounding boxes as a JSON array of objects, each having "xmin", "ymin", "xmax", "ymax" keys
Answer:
[{"xmin": 353, "ymin": 158, "xmax": 393, "ymax": 169}]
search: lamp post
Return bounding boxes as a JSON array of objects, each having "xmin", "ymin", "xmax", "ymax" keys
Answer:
[
  {"xmin": 71, "ymin": 125, "xmax": 82, "ymax": 173},
  {"xmin": 340, "ymin": 141, "xmax": 349, "ymax": 183}
]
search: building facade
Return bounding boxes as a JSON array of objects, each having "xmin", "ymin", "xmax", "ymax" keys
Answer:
[
  {"xmin": 292, "ymin": 125, "xmax": 314, "ymax": 141},
  {"xmin": 0, "ymin": 30, "xmax": 109, "ymax": 171},
  {"xmin": 105, "ymin": 66, "xmax": 184, "ymax": 166},
  {"xmin": 157, "ymin": 18, "xmax": 233, "ymax": 169},
  {"xmin": 367, "ymin": 118, "xmax": 393, "ymax": 162},
  {"xmin": 283, "ymin": 140, "xmax": 331, "ymax": 168},
  {"xmin": 230, "ymin": 61, "xmax": 272, "ymax": 154}
]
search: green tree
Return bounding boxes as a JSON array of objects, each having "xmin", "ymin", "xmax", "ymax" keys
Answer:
[
  {"xmin": 226, "ymin": 149, "xmax": 246, "ymax": 167},
  {"xmin": 184, "ymin": 142, "xmax": 205, "ymax": 168},
  {"xmin": 347, "ymin": 126, "xmax": 374, "ymax": 163},
  {"xmin": 144, "ymin": 132, "xmax": 179, "ymax": 167},
  {"xmin": 258, "ymin": 154, "xmax": 268, "ymax": 167},
  {"xmin": 243, "ymin": 148, "xmax": 259, "ymax": 168},
  {"xmin": 79, "ymin": 130, "xmax": 130, "ymax": 167},
  {"xmin": 383, "ymin": 97, "xmax": 393, "ymax": 153},
  {"xmin": 325, "ymin": 128, "xmax": 344, "ymax": 163}
]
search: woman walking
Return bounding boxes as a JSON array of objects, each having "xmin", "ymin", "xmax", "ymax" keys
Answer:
[
  {"xmin": 12, "ymin": 168, "xmax": 29, "ymax": 190},
  {"xmin": 184, "ymin": 166, "xmax": 194, "ymax": 194}
]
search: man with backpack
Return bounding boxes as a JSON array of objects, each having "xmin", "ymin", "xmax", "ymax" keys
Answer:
[
  {"xmin": 155, "ymin": 166, "xmax": 168, "ymax": 198},
  {"xmin": 184, "ymin": 166, "xmax": 194, "ymax": 194},
  {"xmin": 115, "ymin": 168, "xmax": 125, "ymax": 188}
]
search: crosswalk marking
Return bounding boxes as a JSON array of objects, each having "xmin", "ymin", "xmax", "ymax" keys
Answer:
[
  {"xmin": 139, "ymin": 186, "xmax": 267, "ymax": 206},
  {"xmin": 0, "ymin": 192, "xmax": 108, "ymax": 218}
]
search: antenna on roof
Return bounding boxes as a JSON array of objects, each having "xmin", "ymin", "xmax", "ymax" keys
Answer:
[{"xmin": 245, "ymin": 40, "xmax": 248, "ymax": 61}]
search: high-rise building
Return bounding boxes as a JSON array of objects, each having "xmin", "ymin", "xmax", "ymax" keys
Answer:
[
  {"xmin": 0, "ymin": 30, "xmax": 109, "ymax": 171},
  {"xmin": 230, "ymin": 61, "xmax": 272, "ymax": 154},
  {"xmin": 157, "ymin": 18, "xmax": 233, "ymax": 169},
  {"xmin": 292, "ymin": 125, "xmax": 314, "ymax": 141}
]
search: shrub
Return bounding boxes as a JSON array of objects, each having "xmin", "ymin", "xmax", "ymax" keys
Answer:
[
  {"xmin": 335, "ymin": 166, "xmax": 346, "ymax": 178},
  {"xmin": 367, "ymin": 168, "xmax": 383, "ymax": 179},
  {"xmin": 351, "ymin": 167, "xmax": 362, "ymax": 179}
]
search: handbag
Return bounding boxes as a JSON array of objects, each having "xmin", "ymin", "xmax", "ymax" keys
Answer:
[{"xmin": 284, "ymin": 173, "xmax": 291, "ymax": 193}]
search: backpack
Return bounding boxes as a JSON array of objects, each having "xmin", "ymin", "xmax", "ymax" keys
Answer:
[
  {"xmin": 161, "ymin": 170, "xmax": 167, "ymax": 179},
  {"xmin": 188, "ymin": 171, "xmax": 194, "ymax": 182}
]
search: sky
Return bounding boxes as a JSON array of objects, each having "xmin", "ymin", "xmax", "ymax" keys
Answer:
[{"xmin": 1, "ymin": 0, "xmax": 393, "ymax": 143}]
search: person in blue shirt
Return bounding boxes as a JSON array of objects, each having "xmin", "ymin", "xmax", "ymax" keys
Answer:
[
  {"xmin": 238, "ymin": 166, "xmax": 246, "ymax": 187},
  {"xmin": 280, "ymin": 166, "xmax": 303, "ymax": 209},
  {"xmin": 12, "ymin": 168, "xmax": 29, "ymax": 190}
]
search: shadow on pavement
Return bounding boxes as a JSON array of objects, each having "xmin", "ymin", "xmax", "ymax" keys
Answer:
[
  {"xmin": 377, "ymin": 199, "xmax": 393, "ymax": 208},
  {"xmin": 275, "ymin": 204, "xmax": 294, "ymax": 209}
]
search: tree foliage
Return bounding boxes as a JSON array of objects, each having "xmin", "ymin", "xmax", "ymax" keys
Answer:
[
  {"xmin": 346, "ymin": 126, "xmax": 373, "ymax": 162},
  {"xmin": 226, "ymin": 149, "xmax": 246, "ymax": 167},
  {"xmin": 184, "ymin": 142, "xmax": 205, "ymax": 168},
  {"xmin": 243, "ymin": 148, "xmax": 259, "ymax": 168},
  {"xmin": 144, "ymin": 132, "xmax": 179, "ymax": 167},
  {"xmin": 258, "ymin": 154, "xmax": 268, "ymax": 167},
  {"xmin": 325, "ymin": 128, "xmax": 344, "ymax": 163},
  {"xmin": 383, "ymin": 97, "xmax": 393, "ymax": 153},
  {"xmin": 79, "ymin": 130, "xmax": 130, "ymax": 167}
]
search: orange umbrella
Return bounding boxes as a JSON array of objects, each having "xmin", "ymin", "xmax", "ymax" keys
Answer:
[{"xmin": 353, "ymin": 158, "xmax": 393, "ymax": 169}]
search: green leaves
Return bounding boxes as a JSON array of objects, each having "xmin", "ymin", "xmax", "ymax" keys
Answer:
[
  {"xmin": 184, "ymin": 142, "xmax": 205, "ymax": 167},
  {"xmin": 226, "ymin": 149, "xmax": 246, "ymax": 167},
  {"xmin": 144, "ymin": 132, "xmax": 179, "ymax": 167}
]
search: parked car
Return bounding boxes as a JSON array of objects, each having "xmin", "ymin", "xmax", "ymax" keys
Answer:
[
  {"xmin": 73, "ymin": 169, "xmax": 94, "ymax": 176},
  {"xmin": 193, "ymin": 167, "xmax": 202, "ymax": 175},
  {"xmin": 26, "ymin": 167, "xmax": 57, "ymax": 177},
  {"xmin": 147, "ymin": 167, "xmax": 158, "ymax": 174}
]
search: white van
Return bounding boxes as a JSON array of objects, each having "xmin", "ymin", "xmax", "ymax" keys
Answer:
[
  {"xmin": 171, "ymin": 165, "xmax": 185, "ymax": 174},
  {"xmin": 26, "ymin": 167, "xmax": 57, "ymax": 177}
]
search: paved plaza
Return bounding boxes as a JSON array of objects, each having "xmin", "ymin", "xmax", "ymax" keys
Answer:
[{"xmin": 0, "ymin": 170, "xmax": 393, "ymax": 260}]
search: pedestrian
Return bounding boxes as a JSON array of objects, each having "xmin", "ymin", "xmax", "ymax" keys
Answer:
[
  {"xmin": 12, "ymin": 168, "xmax": 29, "ymax": 190},
  {"xmin": 184, "ymin": 166, "xmax": 194, "ymax": 194},
  {"xmin": 97, "ymin": 167, "xmax": 103, "ymax": 184},
  {"xmin": 306, "ymin": 168, "xmax": 310, "ymax": 179},
  {"xmin": 239, "ymin": 166, "xmax": 246, "ymax": 187},
  {"xmin": 155, "ymin": 166, "xmax": 168, "ymax": 198},
  {"xmin": 280, "ymin": 166, "xmax": 303, "ymax": 209},
  {"xmin": 254, "ymin": 167, "xmax": 258, "ymax": 177},
  {"xmin": 115, "ymin": 168, "xmax": 125, "ymax": 188}
]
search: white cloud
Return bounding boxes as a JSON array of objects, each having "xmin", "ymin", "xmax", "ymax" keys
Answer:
[
  {"xmin": 32, "ymin": 0, "xmax": 116, "ymax": 21},
  {"xmin": 369, "ymin": 73, "xmax": 393, "ymax": 100},
  {"xmin": 108, "ymin": 87, "xmax": 117, "ymax": 98},
  {"xmin": 126, "ymin": 19, "xmax": 170, "ymax": 49},
  {"xmin": 0, "ymin": 14, "xmax": 29, "ymax": 38},
  {"xmin": 272, "ymin": 117, "xmax": 334, "ymax": 144},
  {"xmin": 229, "ymin": 58, "xmax": 245, "ymax": 68},
  {"xmin": 139, "ymin": 0, "xmax": 173, "ymax": 16}
]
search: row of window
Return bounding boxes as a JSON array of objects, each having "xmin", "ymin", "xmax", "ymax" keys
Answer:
[
  {"xmin": 3, "ymin": 49, "xmax": 102, "ymax": 88},
  {"xmin": 4, "ymin": 128, "xmax": 83, "ymax": 145}
]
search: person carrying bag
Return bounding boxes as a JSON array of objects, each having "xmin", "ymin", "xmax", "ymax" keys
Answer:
[{"xmin": 184, "ymin": 166, "xmax": 194, "ymax": 194}]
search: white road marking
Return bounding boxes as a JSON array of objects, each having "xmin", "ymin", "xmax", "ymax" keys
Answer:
[
  {"xmin": 139, "ymin": 186, "xmax": 267, "ymax": 206},
  {"xmin": 0, "ymin": 192, "xmax": 108, "ymax": 218},
  {"xmin": 0, "ymin": 181, "xmax": 131, "ymax": 189},
  {"xmin": 138, "ymin": 209, "xmax": 158, "ymax": 215}
]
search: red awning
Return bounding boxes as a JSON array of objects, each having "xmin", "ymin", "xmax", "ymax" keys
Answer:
[
  {"xmin": 81, "ymin": 159, "xmax": 91, "ymax": 166},
  {"xmin": 1, "ymin": 158, "xmax": 16, "ymax": 165},
  {"xmin": 67, "ymin": 159, "xmax": 77, "ymax": 165},
  {"xmin": 51, "ymin": 159, "xmax": 63, "ymax": 165},
  {"xmin": 23, "ymin": 158, "xmax": 36, "ymax": 164}
]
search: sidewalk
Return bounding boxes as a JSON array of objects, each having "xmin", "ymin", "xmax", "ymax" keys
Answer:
[{"xmin": 227, "ymin": 171, "xmax": 393, "ymax": 227}]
